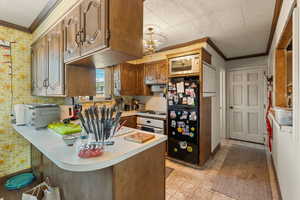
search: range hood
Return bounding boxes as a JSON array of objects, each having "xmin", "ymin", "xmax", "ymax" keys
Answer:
[{"xmin": 150, "ymin": 85, "xmax": 166, "ymax": 93}]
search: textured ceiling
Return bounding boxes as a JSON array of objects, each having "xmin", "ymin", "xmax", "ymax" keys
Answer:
[
  {"xmin": 0, "ymin": 0, "xmax": 49, "ymax": 27},
  {"xmin": 144, "ymin": 0, "xmax": 276, "ymax": 58},
  {"xmin": 0, "ymin": 0, "xmax": 275, "ymax": 58}
]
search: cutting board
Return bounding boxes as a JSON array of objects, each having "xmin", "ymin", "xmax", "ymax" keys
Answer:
[{"xmin": 124, "ymin": 132, "xmax": 155, "ymax": 143}]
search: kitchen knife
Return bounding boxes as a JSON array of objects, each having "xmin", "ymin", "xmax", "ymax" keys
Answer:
[
  {"xmin": 105, "ymin": 107, "xmax": 111, "ymax": 139},
  {"xmin": 112, "ymin": 111, "xmax": 122, "ymax": 137},
  {"xmin": 84, "ymin": 109, "xmax": 91, "ymax": 134},
  {"xmin": 100, "ymin": 106, "xmax": 106, "ymax": 143},
  {"xmin": 94, "ymin": 106, "xmax": 101, "ymax": 143},
  {"xmin": 78, "ymin": 112, "xmax": 88, "ymax": 133},
  {"xmin": 88, "ymin": 108, "xmax": 98, "ymax": 141}
]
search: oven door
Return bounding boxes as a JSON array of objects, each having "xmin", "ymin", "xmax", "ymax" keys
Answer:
[
  {"xmin": 137, "ymin": 125, "xmax": 164, "ymax": 134},
  {"xmin": 169, "ymin": 54, "xmax": 200, "ymax": 75}
]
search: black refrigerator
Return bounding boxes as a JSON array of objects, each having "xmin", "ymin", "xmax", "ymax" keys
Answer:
[{"xmin": 167, "ymin": 76, "xmax": 200, "ymax": 164}]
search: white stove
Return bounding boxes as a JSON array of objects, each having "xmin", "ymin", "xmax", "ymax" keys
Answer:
[
  {"xmin": 136, "ymin": 110, "xmax": 166, "ymax": 134},
  {"xmin": 137, "ymin": 110, "xmax": 167, "ymax": 120}
]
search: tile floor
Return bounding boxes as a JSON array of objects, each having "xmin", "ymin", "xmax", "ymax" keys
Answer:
[{"xmin": 165, "ymin": 139, "xmax": 281, "ymax": 200}]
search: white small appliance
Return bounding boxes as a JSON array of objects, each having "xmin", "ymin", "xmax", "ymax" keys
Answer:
[
  {"xmin": 24, "ymin": 104, "xmax": 60, "ymax": 129},
  {"xmin": 136, "ymin": 110, "xmax": 166, "ymax": 134},
  {"xmin": 59, "ymin": 105, "xmax": 74, "ymax": 121},
  {"xmin": 169, "ymin": 54, "xmax": 200, "ymax": 76},
  {"xmin": 14, "ymin": 104, "xmax": 26, "ymax": 126}
]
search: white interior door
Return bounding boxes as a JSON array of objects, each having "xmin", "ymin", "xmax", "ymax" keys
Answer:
[{"xmin": 228, "ymin": 69, "xmax": 265, "ymax": 143}]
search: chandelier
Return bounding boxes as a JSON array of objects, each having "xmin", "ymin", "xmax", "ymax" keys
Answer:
[{"xmin": 143, "ymin": 25, "xmax": 167, "ymax": 54}]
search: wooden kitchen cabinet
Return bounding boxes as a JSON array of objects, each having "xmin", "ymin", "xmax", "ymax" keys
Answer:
[
  {"xmin": 64, "ymin": 0, "xmax": 143, "ymax": 67},
  {"xmin": 31, "ymin": 37, "xmax": 48, "ymax": 96},
  {"xmin": 63, "ymin": 6, "xmax": 81, "ymax": 62},
  {"xmin": 113, "ymin": 63, "xmax": 137, "ymax": 96},
  {"xmin": 47, "ymin": 22, "xmax": 65, "ymax": 96},
  {"xmin": 136, "ymin": 64, "xmax": 152, "ymax": 96},
  {"xmin": 120, "ymin": 115, "xmax": 137, "ymax": 129},
  {"xmin": 32, "ymin": 21, "xmax": 95, "ymax": 97},
  {"xmin": 32, "ymin": 22, "xmax": 65, "ymax": 97},
  {"xmin": 144, "ymin": 60, "xmax": 168, "ymax": 84},
  {"xmin": 156, "ymin": 60, "xmax": 168, "ymax": 83},
  {"xmin": 114, "ymin": 63, "xmax": 152, "ymax": 96},
  {"xmin": 80, "ymin": 0, "xmax": 107, "ymax": 56}
]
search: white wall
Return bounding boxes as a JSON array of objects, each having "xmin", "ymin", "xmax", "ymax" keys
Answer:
[
  {"xmin": 204, "ymin": 44, "xmax": 226, "ymax": 152},
  {"xmin": 135, "ymin": 93, "xmax": 167, "ymax": 112},
  {"xmin": 226, "ymin": 56, "xmax": 268, "ymax": 69},
  {"xmin": 267, "ymin": 0, "xmax": 300, "ymax": 199}
]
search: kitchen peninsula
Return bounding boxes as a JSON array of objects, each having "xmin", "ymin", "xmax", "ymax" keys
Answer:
[{"xmin": 13, "ymin": 125, "xmax": 167, "ymax": 200}]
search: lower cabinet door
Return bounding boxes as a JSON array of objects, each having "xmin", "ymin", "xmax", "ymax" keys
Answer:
[{"xmin": 168, "ymin": 138, "xmax": 199, "ymax": 164}]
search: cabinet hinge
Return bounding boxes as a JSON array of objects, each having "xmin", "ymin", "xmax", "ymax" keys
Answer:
[{"xmin": 106, "ymin": 29, "xmax": 111, "ymax": 42}]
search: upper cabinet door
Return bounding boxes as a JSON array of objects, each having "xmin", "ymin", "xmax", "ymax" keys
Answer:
[
  {"xmin": 156, "ymin": 60, "xmax": 168, "ymax": 84},
  {"xmin": 81, "ymin": 0, "xmax": 107, "ymax": 56},
  {"xmin": 47, "ymin": 22, "xmax": 65, "ymax": 96},
  {"xmin": 64, "ymin": 6, "xmax": 81, "ymax": 62},
  {"xmin": 120, "ymin": 63, "xmax": 137, "ymax": 96},
  {"xmin": 144, "ymin": 62, "xmax": 157, "ymax": 84},
  {"xmin": 31, "ymin": 38, "xmax": 48, "ymax": 96}
]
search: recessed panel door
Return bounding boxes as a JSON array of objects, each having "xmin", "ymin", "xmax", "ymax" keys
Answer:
[
  {"xmin": 64, "ymin": 5, "xmax": 81, "ymax": 62},
  {"xmin": 47, "ymin": 22, "xmax": 65, "ymax": 96},
  {"xmin": 228, "ymin": 69, "xmax": 264, "ymax": 143},
  {"xmin": 81, "ymin": 0, "xmax": 107, "ymax": 56}
]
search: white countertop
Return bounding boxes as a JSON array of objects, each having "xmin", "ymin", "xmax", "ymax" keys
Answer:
[
  {"xmin": 268, "ymin": 113, "xmax": 293, "ymax": 133},
  {"xmin": 13, "ymin": 125, "xmax": 167, "ymax": 172}
]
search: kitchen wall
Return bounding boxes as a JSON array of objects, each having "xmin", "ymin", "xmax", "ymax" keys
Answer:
[
  {"xmin": 0, "ymin": 26, "xmax": 64, "ymax": 177},
  {"xmin": 226, "ymin": 56, "xmax": 268, "ymax": 69},
  {"xmin": 135, "ymin": 93, "xmax": 167, "ymax": 112},
  {"xmin": 267, "ymin": 0, "xmax": 300, "ymax": 199}
]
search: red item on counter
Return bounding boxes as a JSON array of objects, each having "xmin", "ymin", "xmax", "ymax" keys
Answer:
[{"xmin": 78, "ymin": 148, "xmax": 103, "ymax": 158}]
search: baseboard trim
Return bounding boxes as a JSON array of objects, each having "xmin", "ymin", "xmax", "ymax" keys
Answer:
[
  {"xmin": 0, "ymin": 168, "xmax": 32, "ymax": 185},
  {"xmin": 212, "ymin": 143, "xmax": 221, "ymax": 156},
  {"xmin": 271, "ymin": 155, "xmax": 283, "ymax": 200},
  {"xmin": 229, "ymin": 138, "xmax": 264, "ymax": 145},
  {"xmin": 166, "ymin": 156, "xmax": 204, "ymax": 169}
]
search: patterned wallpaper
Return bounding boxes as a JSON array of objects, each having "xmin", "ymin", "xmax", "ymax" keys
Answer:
[{"xmin": 0, "ymin": 26, "xmax": 64, "ymax": 177}]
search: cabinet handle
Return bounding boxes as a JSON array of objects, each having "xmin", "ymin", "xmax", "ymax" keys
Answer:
[
  {"xmin": 80, "ymin": 28, "xmax": 85, "ymax": 45},
  {"xmin": 75, "ymin": 31, "xmax": 81, "ymax": 47}
]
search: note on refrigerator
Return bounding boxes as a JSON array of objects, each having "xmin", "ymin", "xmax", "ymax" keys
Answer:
[{"xmin": 176, "ymin": 82, "xmax": 184, "ymax": 93}]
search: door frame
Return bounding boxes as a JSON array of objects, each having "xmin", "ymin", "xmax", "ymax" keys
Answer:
[{"xmin": 226, "ymin": 66, "xmax": 267, "ymax": 143}]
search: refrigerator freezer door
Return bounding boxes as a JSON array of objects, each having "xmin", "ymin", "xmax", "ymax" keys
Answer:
[{"xmin": 168, "ymin": 138, "xmax": 199, "ymax": 164}]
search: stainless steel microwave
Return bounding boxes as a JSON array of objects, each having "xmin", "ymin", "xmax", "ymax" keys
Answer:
[{"xmin": 169, "ymin": 54, "xmax": 200, "ymax": 75}]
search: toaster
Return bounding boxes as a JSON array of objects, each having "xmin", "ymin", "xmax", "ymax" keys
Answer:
[{"xmin": 25, "ymin": 104, "xmax": 60, "ymax": 129}]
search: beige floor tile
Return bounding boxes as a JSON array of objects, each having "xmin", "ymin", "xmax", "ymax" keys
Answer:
[
  {"xmin": 166, "ymin": 139, "xmax": 280, "ymax": 200},
  {"xmin": 212, "ymin": 192, "xmax": 236, "ymax": 200},
  {"xmin": 172, "ymin": 190, "xmax": 192, "ymax": 200},
  {"xmin": 191, "ymin": 186, "xmax": 214, "ymax": 200}
]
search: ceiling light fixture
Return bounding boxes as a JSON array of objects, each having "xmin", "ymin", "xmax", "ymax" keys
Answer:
[{"xmin": 143, "ymin": 24, "xmax": 167, "ymax": 54}]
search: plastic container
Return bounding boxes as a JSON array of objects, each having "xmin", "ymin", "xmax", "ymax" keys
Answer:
[
  {"xmin": 274, "ymin": 107, "xmax": 293, "ymax": 126},
  {"xmin": 75, "ymin": 135, "xmax": 104, "ymax": 158}
]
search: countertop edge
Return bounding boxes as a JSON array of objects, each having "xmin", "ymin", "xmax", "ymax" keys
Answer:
[
  {"xmin": 268, "ymin": 113, "xmax": 293, "ymax": 133},
  {"xmin": 13, "ymin": 125, "xmax": 167, "ymax": 172}
]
